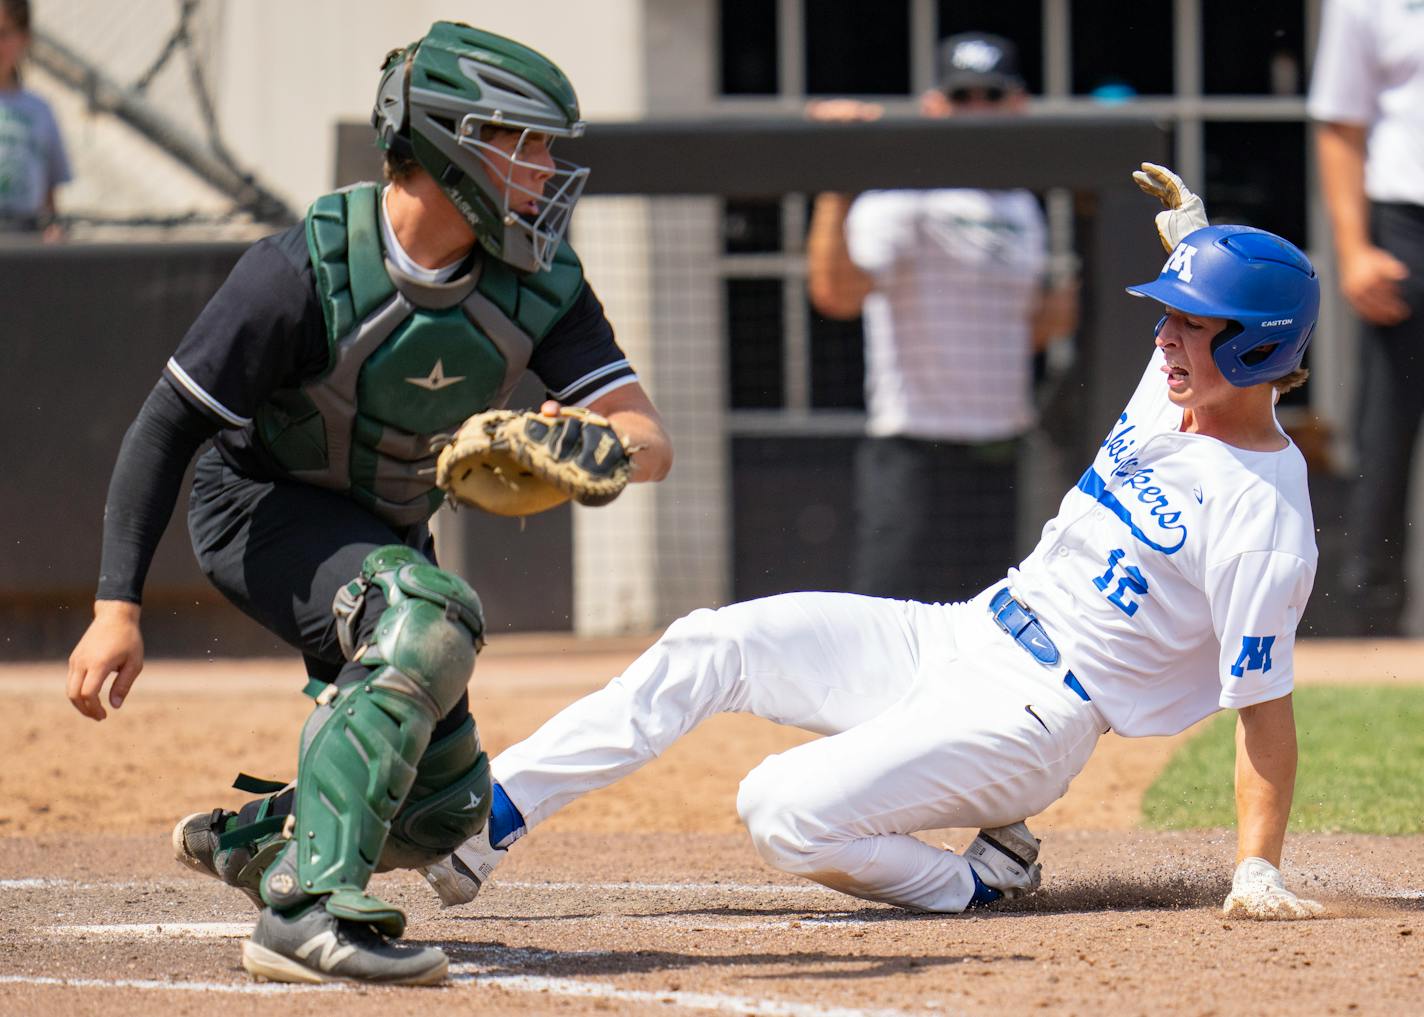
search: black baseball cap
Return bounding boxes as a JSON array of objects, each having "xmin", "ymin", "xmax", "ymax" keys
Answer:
[{"xmin": 937, "ymin": 32, "xmax": 1025, "ymax": 94}]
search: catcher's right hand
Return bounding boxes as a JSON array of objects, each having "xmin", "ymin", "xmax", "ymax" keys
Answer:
[
  {"xmin": 1133, "ymin": 162, "xmax": 1209, "ymax": 253},
  {"xmin": 1221, "ymin": 856, "xmax": 1324, "ymax": 921},
  {"xmin": 435, "ymin": 406, "xmax": 633, "ymax": 518}
]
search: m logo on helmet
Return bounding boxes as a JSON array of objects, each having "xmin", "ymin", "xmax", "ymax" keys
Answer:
[{"xmin": 1163, "ymin": 242, "xmax": 1198, "ymax": 283}]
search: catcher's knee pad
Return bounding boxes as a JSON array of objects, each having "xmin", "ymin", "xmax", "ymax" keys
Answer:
[
  {"xmin": 335, "ymin": 545, "xmax": 485, "ymax": 717},
  {"xmin": 379, "ymin": 714, "xmax": 492, "ymax": 871},
  {"xmin": 259, "ymin": 547, "xmax": 485, "ymax": 933}
]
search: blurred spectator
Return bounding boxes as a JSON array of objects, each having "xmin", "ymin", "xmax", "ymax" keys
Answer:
[
  {"xmin": 0, "ymin": 0, "xmax": 69, "ymax": 240},
  {"xmin": 806, "ymin": 32, "xmax": 1076, "ymax": 604},
  {"xmin": 1309, "ymin": 0, "xmax": 1424, "ymax": 636}
]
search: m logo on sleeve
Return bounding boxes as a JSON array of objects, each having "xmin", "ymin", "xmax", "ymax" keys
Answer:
[
  {"xmin": 1230, "ymin": 635, "xmax": 1275, "ymax": 678},
  {"xmin": 1164, "ymin": 242, "xmax": 1198, "ymax": 283}
]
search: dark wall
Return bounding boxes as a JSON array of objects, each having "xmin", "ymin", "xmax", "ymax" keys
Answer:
[
  {"xmin": 0, "ymin": 241, "xmax": 269, "ymax": 659},
  {"xmin": 3, "ymin": 242, "xmax": 247, "ymax": 590},
  {"xmin": 0, "ymin": 242, "xmax": 573, "ymax": 660},
  {"xmin": 732, "ymin": 437, "xmax": 859, "ymax": 600}
]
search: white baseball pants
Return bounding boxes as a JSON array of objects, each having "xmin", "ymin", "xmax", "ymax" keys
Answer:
[{"xmin": 494, "ymin": 586, "xmax": 1105, "ymax": 912}]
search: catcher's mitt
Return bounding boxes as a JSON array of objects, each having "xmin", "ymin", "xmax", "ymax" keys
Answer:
[{"xmin": 434, "ymin": 407, "xmax": 633, "ymax": 517}]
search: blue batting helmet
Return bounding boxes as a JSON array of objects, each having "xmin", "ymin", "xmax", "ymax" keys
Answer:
[{"xmin": 1126, "ymin": 224, "xmax": 1319, "ymax": 387}]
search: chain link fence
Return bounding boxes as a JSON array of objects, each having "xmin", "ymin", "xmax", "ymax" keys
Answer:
[{"xmin": 28, "ymin": 0, "xmax": 291, "ymax": 239}]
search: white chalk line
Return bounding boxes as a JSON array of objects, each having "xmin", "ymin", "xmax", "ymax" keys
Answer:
[
  {"xmin": 49, "ymin": 922, "xmax": 254, "ymax": 939},
  {"xmin": 0, "ymin": 974, "xmax": 340, "ymax": 995},
  {"xmin": 0, "ymin": 878, "xmax": 152, "ymax": 891},
  {"xmin": 0, "ymin": 951, "xmax": 936, "ymax": 1017},
  {"xmin": 604, "ymin": 914, "xmax": 873, "ymax": 930},
  {"xmin": 43, "ymin": 914, "xmax": 875, "ymax": 943},
  {"xmin": 445, "ymin": 966, "xmax": 933, "ymax": 1017},
  {"xmin": 498, "ymin": 879, "xmax": 842, "ymax": 894},
  {"xmin": 469, "ymin": 913, "xmax": 878, "ymax": 930}
]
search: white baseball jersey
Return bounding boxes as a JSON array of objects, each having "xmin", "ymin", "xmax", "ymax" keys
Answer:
[
  {"xmin": 1011, "ymin": 349, "xmax": 1318, "ymax": 736},
  {"xmin": 846, "ymin": 189, "xmax": 1047, "ymax": 441}
]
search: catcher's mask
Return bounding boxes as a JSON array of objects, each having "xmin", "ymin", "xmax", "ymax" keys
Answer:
[
  {"xmin": 1126, "ymin": 224, "xmax": 1319, "ymax": 387},
  {"xmin": 371, "ymin": 21, "xmax": 589, "ymax": 274}
]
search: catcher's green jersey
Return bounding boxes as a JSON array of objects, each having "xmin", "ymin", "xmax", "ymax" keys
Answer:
[{"xmin": 252, "ymin": 183, "xmax": 586, "ymax": 526}]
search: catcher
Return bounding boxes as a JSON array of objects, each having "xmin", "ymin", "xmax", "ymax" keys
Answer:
[{"xmin": 64, "ymin": 22, "xmax": 670, "ymax": 987}]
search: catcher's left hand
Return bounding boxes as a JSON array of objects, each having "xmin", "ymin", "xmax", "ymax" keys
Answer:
[
  {"xmin": 435, "ymin": 406, "xmax": 633, "ymax": 517},
  {"xmin": 1221, "ymin": 856, "xmax": 1324, "ymax": 921},
  {"xmin": 1133, "ymin": 162, "xmax": 1209, "ymax": 253}
]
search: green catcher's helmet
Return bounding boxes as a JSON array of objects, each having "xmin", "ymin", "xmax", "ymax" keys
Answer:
[{"xmin": 372, "ymin": 21, "xmax": 589, "ymax": 273}]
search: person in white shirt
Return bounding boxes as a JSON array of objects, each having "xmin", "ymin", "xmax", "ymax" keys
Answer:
[
  {"xmin": 428, "ymin": 165, "xmax": 1325, "ymax": 922},
  {"xmin": 805, "ymin": 32, "xmax": 1077, "ymax": 603},
  {"xmin": 1308, "ymin": 0, "xmax": 1424, "ymax": 635}
]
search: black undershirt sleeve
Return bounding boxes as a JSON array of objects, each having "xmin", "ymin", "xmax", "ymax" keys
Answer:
[{"xmin": 96, "ymin": 379, "xmax": 221, "ymax": 603}]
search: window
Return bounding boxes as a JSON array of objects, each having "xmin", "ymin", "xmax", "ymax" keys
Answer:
[
  {"xmin": 1202, "ymin": 0, "xmax": 1305, "ymax": 96},
  {"xmin": 1203, "ymin": 121, "xmax": 1307, "ymax": 243},
  {"xmin": 1071, "ymin": 4, "xmax": 1174, "ymax": 97},
  {"xmin": 808, "ymin": 307, "xmax": 865, "ymax": 409},
  {"xmin": 727, "ymin": 278, "xmax": 785, "ymax": 408},
  {"xmin": 723, "ymin": 199, "xmax": 783, "ymax": 254},
  {"xmin": 805, "ymin": 0, "xmax": 910, "ymax": 95},
  {"xmin": 721, "ymin": 0, "xmax": 778, "ymax": 95}
]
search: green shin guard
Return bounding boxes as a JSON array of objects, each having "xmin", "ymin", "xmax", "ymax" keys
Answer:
[
  {"xmin": 260, "ymin": 546, "xmax": 485, "ymax": 935},
  {"xmin": 380, "ymin": 715, "xmax": 492, "ymax": 871},
  {"xmin": 260, "ymin": 681, "xmax": 432, "ymax": 934}
]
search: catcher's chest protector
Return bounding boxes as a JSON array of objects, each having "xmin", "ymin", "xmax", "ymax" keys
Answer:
[{"xmin": 254, "ymin": 183, "xmax": 586, "ymax": 526}]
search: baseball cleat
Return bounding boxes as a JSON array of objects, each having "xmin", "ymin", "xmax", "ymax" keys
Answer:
[
  {"xmin": 964, "ymin": 820, "xmax": 1042, "ymax": 901},
  {"xmin": 242, "ymin": 902, "xmax": 447, "ymax": 985},
  {"xmin": 171, "ymin": 809, "xmax": 265, "ymax": 909},
  {"xmin": 417, "ymin": 823, "xmax": 508, "ymax": 907}
]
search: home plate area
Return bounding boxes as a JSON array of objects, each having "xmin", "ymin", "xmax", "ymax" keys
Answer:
[
  {"xmin": 5, "ymin": 649, "xmax": 1422, "ymax": 1015},
  {"xmin": 2, "ymin": 829, "xmax": 1420, "ymax": 1017}
]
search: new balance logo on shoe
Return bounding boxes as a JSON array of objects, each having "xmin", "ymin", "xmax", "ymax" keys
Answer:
[
  {"xmin": 244, "ymin": 900, "xmax": 448, "ymax": 984},
  {"xmin": 295, "ymin": 931, "xmax": 357, "ymax": 971}
]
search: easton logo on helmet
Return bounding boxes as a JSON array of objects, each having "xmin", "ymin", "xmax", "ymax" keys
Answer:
[
  {"xmin": 1261, "ymin": 318, "xmax": 1294, "ymax": 327},
  {"xmin": 1163, "ymin": 242, "xmax": 1198, "ymax": 283}
]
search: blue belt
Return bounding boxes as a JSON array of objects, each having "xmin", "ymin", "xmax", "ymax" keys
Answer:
[{"xmin": 988, "ymin": 588, "xmax": 1091, "ymax": 703}]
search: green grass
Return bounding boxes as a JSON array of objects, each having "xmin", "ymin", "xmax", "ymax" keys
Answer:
[{"xmin": 1141, "ymin": 685, "xmax": 1424, "ymax": 835}]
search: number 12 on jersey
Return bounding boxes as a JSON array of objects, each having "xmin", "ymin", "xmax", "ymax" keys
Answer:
[{"xmin": 1093, "ymin": 548, "xmax": 1149, "ymax": 617}]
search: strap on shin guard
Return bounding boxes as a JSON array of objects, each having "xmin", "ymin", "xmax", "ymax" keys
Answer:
[{"xmin": 259, "ymin": 680, "xmax": 432, "ymax": 935}]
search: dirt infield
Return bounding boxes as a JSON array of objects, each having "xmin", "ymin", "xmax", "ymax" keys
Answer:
[{"xmin": 3, "ymin": 637, "xmax": 1421, "ymax": 1016}]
